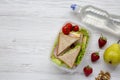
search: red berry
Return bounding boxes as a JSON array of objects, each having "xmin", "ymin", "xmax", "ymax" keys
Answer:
[
  {"xmin": 91, "ymin": 52, "xmax": 100, "ymax": 62},
  {"xmin": 98, "ymin": 34, "xmax": 107, "ymax": 48},
  {"xmin": 73, "ymin": 25, "xmax": 79, "ymax": 31},
  {"xmin": 65, "ymin": 23, "xmax": 72, "ymax": 31},
  {"xmin": 83, "ymin": 65, "xmax": 93, "ymax": 76},
  {"xmin": 62, "ymin": 26, "xmax": 70, "ymax": 35}
]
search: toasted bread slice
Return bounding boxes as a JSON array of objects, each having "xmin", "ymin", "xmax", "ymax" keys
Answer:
[
  {"xmin": 58, "ymin": 46, "xmax": 81, "ymax": 68},
  {"xmin": 57, "ymin": 33, "xmax": 79, "ymax": 56}
]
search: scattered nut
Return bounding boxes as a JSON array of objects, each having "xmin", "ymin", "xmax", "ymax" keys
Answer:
[{"xmin": 95, "ymin": 70, "xmax": 111, "ymax": 80}]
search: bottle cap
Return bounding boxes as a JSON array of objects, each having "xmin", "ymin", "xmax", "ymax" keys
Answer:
[
  {"xmin": 71, "ymin": 4, "xmax": 77, "ymax": 10},
  {"xmin": 71, "ymin": 4, "xmax": 82, "ymax": 13}
]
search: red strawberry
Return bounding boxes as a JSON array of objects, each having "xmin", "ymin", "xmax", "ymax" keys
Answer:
[
  {"xmin": 65, "ymin": 23, "xmax": 73, "ymax": 31},
  {"xmin": 73, "ymin": 25, "xmax": 79, "ymax": 31},
  {"xmin": 91, "ymin": 52, "xmax": 100, "ymax": 62},
  {"xmin": 98, "ymin": 34, "xmax": 107, "ymax": 48},
  {"xmin": 83, "ymin": 65, "xmax": 93, "ymax": 76},
  {"xmin": 62, "ymin": 26, "xmax": 70, "ymax": 35}
]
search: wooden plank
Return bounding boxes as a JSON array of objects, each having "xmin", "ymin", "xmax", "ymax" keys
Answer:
[{"xmin": 0, "ymin": 0, "xmax": 120, "ymax": 80}]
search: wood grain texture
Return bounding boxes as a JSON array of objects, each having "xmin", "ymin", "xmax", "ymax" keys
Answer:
[{"xmin": 0, "ymin": 0, "xmax": 120, "ymax": 80}]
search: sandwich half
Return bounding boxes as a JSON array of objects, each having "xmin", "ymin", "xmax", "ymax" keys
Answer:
[
  {"xmin": 58, "ymin": 45, "xmax": 81, "ymax": 68},
  {"xmin": 57, "ymin": 32, "xmax": 79, "ymax": 56}
]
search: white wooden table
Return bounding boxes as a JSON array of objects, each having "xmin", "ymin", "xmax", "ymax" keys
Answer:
[{"xmin": 0, "ymin": 0, "xmax": 120, "ymax": 80}]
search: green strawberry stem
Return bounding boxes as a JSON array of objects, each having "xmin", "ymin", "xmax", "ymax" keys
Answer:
[
  {"xmin": 100, "ymin": 33, "xmax": 106, "ymax": 40},
  {"xmin": 95, "ymin": 52, "xmax": 99, "ymax": 55},
  {"xmin": 87, "ymin": 65, "xmax": 91, "ymax": 68},
  {"xmin": 101, "ymin": 33, "xmax": 103, "ymax": 38}
]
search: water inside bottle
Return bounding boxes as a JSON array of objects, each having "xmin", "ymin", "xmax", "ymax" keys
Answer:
[
  {"xmin": 80, "ymin": 6, "xmax": 120, "ymax": 33},
  {"xmin": 81, "ymin": 6, "xmax": 108, "ymax": 28}
]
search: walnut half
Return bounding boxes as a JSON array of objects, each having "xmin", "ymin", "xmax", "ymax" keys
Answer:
[{"xmin": 95, "ymin": 70, "xmax": 111, "ymax": 80}]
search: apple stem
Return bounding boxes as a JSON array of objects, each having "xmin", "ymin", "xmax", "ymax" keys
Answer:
[
  {"xmin": 117, "ymin": 40, "xmax": 120, "ymax": 44},
  {"xmin": 109, "ymin": 61, "xmax": 112, "ymax": 64}
]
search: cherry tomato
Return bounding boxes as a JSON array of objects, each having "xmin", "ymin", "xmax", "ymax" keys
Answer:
[
  {"xmin": 65, "ymin": 23, "xmax": 72, "ymax": 31},
  {"xmin": 73, "ymin": 25, "xmax": 79, "ymax": 31},
  {"xmin": 62, "ymin": 26, "xmax": 70, "ymax": 35}
]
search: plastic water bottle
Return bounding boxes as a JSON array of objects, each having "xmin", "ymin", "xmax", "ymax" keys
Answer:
[{"xmin": 71, "ymin": 4, "xmax": 120, "ymax": 37}]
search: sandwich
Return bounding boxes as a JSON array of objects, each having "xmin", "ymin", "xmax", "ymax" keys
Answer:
[{"xmin": 51, "ymin": 23, "xmax": 89, "ymax": 69}]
